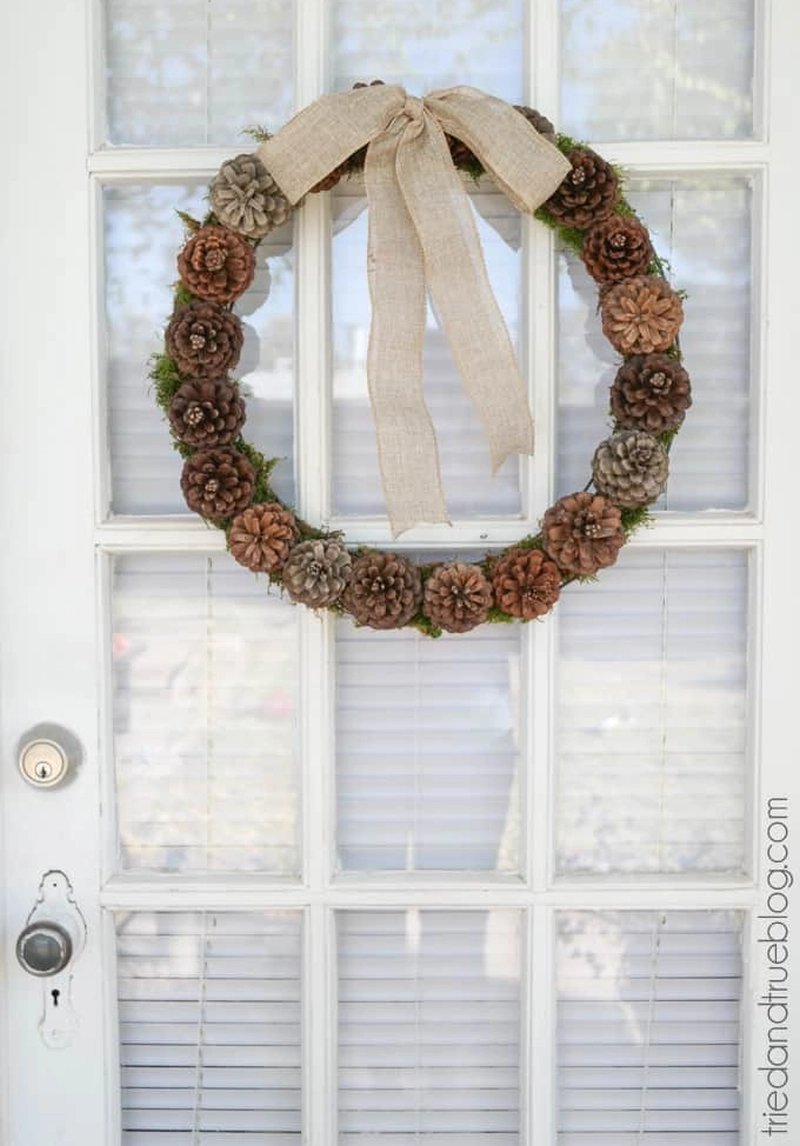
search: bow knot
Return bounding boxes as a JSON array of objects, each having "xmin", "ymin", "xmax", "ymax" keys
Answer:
[{"xmin": 259, "ymin": 85, "xmax": 570, "ymax": 536}]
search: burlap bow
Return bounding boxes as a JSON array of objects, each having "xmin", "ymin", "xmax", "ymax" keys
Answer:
[{"xmin": 258, "ymin": 85, "xmax": 570, "ymax": 536}]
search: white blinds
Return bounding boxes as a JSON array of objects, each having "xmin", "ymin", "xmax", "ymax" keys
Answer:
[
  {"xmin": 112, "ymin": 554, "xmax": 301, "ymax": 873},
  {"xmin": 338, "ymin": 909, "xmax": 522, "ymax": 1144},
  {"xmin": 556, "ymin": 549, "xmax": 748, "ymax": 875},
  {"xmin": 117, "ymin": 910, "xmax": 302, "ymax": 1144},
  {"xmin": 104, "ymin": 184, "xmax": 295, "ymax": 515},
  {"xmin": 557, "ymin": 910, "xmax": 742, "ymax": 1144},
  {"xmin": 335, "ymin": 621, "xmax": 521, "ymax": 872}
]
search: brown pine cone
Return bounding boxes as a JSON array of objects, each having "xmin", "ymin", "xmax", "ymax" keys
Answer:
[
  {"xmin": 592, "ymin": 431, "xmax": 669, "ymax": 509},
  {"xmin": 165, "ymin": 301, "xmax": 243, "ymax": 379},
  {"xmin": 343, "ymin": 551, "xmax": 422, "ymax": 630},
  {"xmin": 177, "ymin": 226, "xmax": 255, "ymax": 303},
  {"xmin": 447, "ymin": 107, "xmax": 556, "ymax": 176},
  {"xmin": 514, "ymin": 105, "xmax": 557, "ymax": 144},
  {"xmin": 601, "ymin": 275, "xmax": 684, "ymax": 355},
  {"xmin": 282, "ymin": 538, "xmax": 352, "ymax": 608},
  {"xmin": 581, "ymin": 215, "xmax": 653, "ymax": 283},
  {"xmin": 610, "ymin": 354, "xmax": 692, "ymax": 434},
  {"xmin": 543, "ymin": 147, "xmax": 618, "ymax": 228},
  {"xmin": 229, "ymin": 503, "xmax": 300, "ymax": 574},
  {"xmin": 180, "ymin": 447, "xmax": 255, "ymax": 520},
  {"xmin": 492, "ymin": 548, "xmax": 561, "ymax": 621},
  {"xmin": 310, "ymin": 161, "xmax": 351, "ymax": 194},
  {"xmin": 542, "ymin": 492, "xmax": 625, "ymax": 576},
  {"xmin": 168, "ymin": 378, "xmax": 245, "ymax": 448},
  {"xmin": 423, "ymin": 562, "xmax": 493, "ymax": 633},
  {"xmin": 209, "ymin": 154, "xmax": 292, "ymax": 239}
]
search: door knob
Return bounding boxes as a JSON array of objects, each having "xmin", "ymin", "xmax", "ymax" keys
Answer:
[{"xmin": 16, "ymin": 921, "xmax": 73, "ymax": 976}]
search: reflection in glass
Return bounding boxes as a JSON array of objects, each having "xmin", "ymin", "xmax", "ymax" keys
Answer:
[
  {"xmin": 105, "ymin": 0, "xmax": 294, "ymax": 146},
  {"xmin": 338, "ymin": 909, "xmax": 521, "ymax": 1144},
  {"xmin": 561, "ymin": 0, "xmax": 754, "ymax": 140},
  {"xmin": 112, "ymin": 554, "xmax": 300, "ymax": 873},
  {"xmin": 556, "ymin": 550, "xmax": 747, "ymax": 875},
  {"xmin": 104, "ymin": 183, "xmax": 295, "ymax": 515},
  {"xmin": 336, "ymin": 620, "xmax": 521, "ymax": 872},
  {"xmin": 557, "ymin": 176, "xmax": 752, "ymax": 512}
]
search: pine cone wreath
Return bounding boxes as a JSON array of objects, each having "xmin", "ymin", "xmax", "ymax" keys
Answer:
[
  {"xmin": 180, "ymin": 447, "xmax": 255, "ymax": 520},
  {"xmin": 542, "ymin": 491, "xmax": 625, "ymax": 576},
  {"xmin": 592, "ymin": 430, "xmax": 669, "ymax": 509},
  {"xmin": 177, "ymin": 225, "xmax": 256, "ymax": 304},
  {"xmin": 209, "ymin": 153, "xmax": 292, "ymax": 239},
  {"xmin": 282, "ymin": 538, "xmax": 352, "ymax": 608},
  {"xmin": 491, "ymin": 548, "xmax": 561, "ymax": 621},
  {"xmin": 423, "ymin": 562, "xmax": 493, "ymax": 633},
  {"xmin": 543, "ymin": 147, "xmax": 618, "ymax": 228},
  {"xmin": 601, "ymin": 275, "xmax": 684, "ymax": 355},
  {"xmin": 228, "ymin": 503, "xmax": 300, "ymax": 574},
  {"xmin": 165, "ymin": 300, "xmax": 244, "ymax": 379},
  {"xmin": 343, "ymin": 551, "xmax": 422, "ymax": 630},
  {"xmin": 168, "ymin": 378, "xmax": 246, "ymax": 449},
  {"xmin": 610, "ymin": 354, "xmax": 692, "ymax": 435},
  {"xmin": 581, "ymin": 215, "xmax": 653, "ymax": 283}
]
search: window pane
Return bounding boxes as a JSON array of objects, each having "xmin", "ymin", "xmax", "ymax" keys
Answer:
[
  {"xmin": 561, "ymin": 0, "xmax": 755, "ymax": 140},
  {"xmin": 331, "ymin": 183, "xmax": 523, "ymax": 518},
  {"xmin": 338, "ymin": 909, "xmax": 521, "ymax": 1145},
  {"xmin": 555, "ymin": 549, "xmax": 748, "ymax": 875},
  {"xmin": 112, "ymin": 554, "xmax": 300, "ymax": 874},
  {"xmin": 336, "ymin": 621, "xmax": 521, "ymax": 873},
  {"xmin": 557, "ymin": 910, "xmax": 742, "ymax": 1144},
  {"xmin": 104, "ymin": 182, "xmax": 295, "ymax": 515},
  {"xmin": 104, "ymin": 0, "xmax": 294, "ymax": 147},
  {"xmin": 557, "ymin": 176, "xmax": 752, "ymax": 512},
  {"xmin": 116, "ymin": 910, "xmax": 301, "ymax": 1142}
]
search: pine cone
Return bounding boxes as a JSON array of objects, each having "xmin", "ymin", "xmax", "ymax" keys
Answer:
[
  {"xmin": 543, "ymin": 147, "xmax": 618, "ymax": 228},
  {"xmin": 423, "ymin": 562, "xmax": 493, "ymax": 633},
  {"xmin": 180, "ymin": 447, "xmax": 255, "ymax": 520},
  {"xmin": 491, "ymin": 548, "xmax": 561, "ymax": 621},
  {"xmin": 447, "ymin": 106, "xmax": 556, "ymax": 175},
  {"xmin": 177, "ymin": 226, "xmax": 255, "ymax": 303},
  {"xmin": 610, "ymin": 354, "xmax": 692, "ymax": 435},
  {"xmin": 168, "ymin": 378, "xmax": 246, "ymax": 448},
  {"xmin": 581, "ymin": 215, "xmax": 653, "ymax": 283},
  {"xmin": 229, "ymin": 503, "xmax": 300, "ymax": 574},
  {"xmin": 592, "ymin": 430, "xmax": 669, "ymax": 509},
  {"xmin": 310, "ymin": 161, "xmax": 351, "ymax": 194},
  {"xmin": 542, "ymin": 492, "xmax": 625, "ymax": 576},
  {"xmin": 209, "ymin": 154, "xmax": 292, "ymax": 239},
  {"xmin": 514, "ymin": 105, "xmax": 557, "ymax": 144},
  {"xmin": 601, "ymin": 275, "xmax": 684, "ymax": 355},
  {"xmin": 282, "ymin": 538, "xmax": 352, "ymax": 608},
  {"xmin": 165, "ymin": 301, "xmax": 243, "ymax": 379},
  {"xmin": 343, "ymin": 551, "xmax": 422, "ymax": 630}
]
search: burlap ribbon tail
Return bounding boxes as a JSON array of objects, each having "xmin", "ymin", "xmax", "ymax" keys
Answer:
[{"xmin": 258, "ymin": 85, "xmax": 570, "ymax": 537}]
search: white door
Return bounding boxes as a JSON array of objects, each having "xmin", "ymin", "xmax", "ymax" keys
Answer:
[{"xmin": 2, "ymin": 1, "xmax": 798, "ymax": 1143}]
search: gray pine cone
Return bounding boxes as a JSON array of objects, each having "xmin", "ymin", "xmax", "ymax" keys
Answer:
[
  {"xmin": 282, "ymin": 538, "xmax": 352, "ymax": 608},
  {"xmin": 210, "ymin": 154, "xmax": 292, "ymax": 239},
  {"xmin": 592, "ymin": 430, "xmax": 669, "ymax": 509}
]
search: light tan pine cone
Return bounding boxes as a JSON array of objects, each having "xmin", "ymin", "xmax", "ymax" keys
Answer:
[
  {"xmin": 542, "ymin": 491, "xmax": 625, "ymax": 576},
  {"xmin": 492, "ymin": 548, "xmax": 561, "ymax": 621},
  {"xmin": 282, "ymin": 538, "xmax": 352, "ymax": 608},
  {"xmin": 168, "ymin": 378, "xmax": 245, "ymax": 449},
  {"xmin": 601, "ymin": 275, "xmax": 684, "ymax": 355},
  {"xmin": 610, "ymin": 354, "xmax": 692, "ymax": 435},
  {"xmin": 423, "ymin": 562, "xmax": 493, "ymax": 633},
  {"xmin": 180, "ymin": 447, "xmax": 255, "ymax": 520},
  {"xmin": 228, "ymin": 503, "xmax": 300, "ymax": 574},
  {"xmin": 210, "ymin": 154, "xmax": 292, "ymax": 239},
  {"xmin": 592, "ymin": 431, "xmax": 669, "ymax": 509}
]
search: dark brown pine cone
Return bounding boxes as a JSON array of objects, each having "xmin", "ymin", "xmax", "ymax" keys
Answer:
[
  {"xmin": 228, "ymin": 503, "xmax": 300, "ymax": 574},
  {"xmin": 491, "ymin": 548, "xmax": 561, "ymax": 621},
  {"xmin": 282, "ymin": 538, "xmax": 352, "ymax": 608},
  {"xmin": 343, "ymin": 551, "xmax": 422, "ymax": 630},
  {"xmin": 543, "ymin": 146, "xmax": 618, "ymax": 228},
  {"xmin": 180, "ymin": 447, "xmax": 255, "ymax": 520},
  {"xmin": 610, "ymin": 354, "xmax": 692, "ymax": 435},
  {"xmin": 581, "ymin": 215, "xmax": 654, "ymax": 283},
  {"xmin": 542, "ymin": 491, "xmax": 626, "ymax": 576},
  {"xmin": 447, "ymin": 106, "xmax": 556, "ymax": 174},
  {"xmin": 423, "ymin": 562, "xmax": 493, "ymax": 633},
  {"xmin": 177, "ymin": 225, "xmax": 256, "ymax": 303},
  {"xmin": 209, "ymin": 153, "xmax": 292, "ymax": 239},
  {"xmin": 310, "ymin": 161, "xmax": 352, "ymax": 193},
  {"xmin": 592, "ymin": 430, "xmax": 669, "ymax": 509},
  {"xmin": 168, "ymin": 378, "xmax": 245, "ymax": 448},
  {"xmin": 514, "ymin": 105, "xmax": 557, "ymax": 143},
  {"xmin": 165, "ymin": 301, "xmax": 244, "ymax": 379},
  {"xmin": 601, "ymin": 276, "xmax": 684, "ymax": 355}
]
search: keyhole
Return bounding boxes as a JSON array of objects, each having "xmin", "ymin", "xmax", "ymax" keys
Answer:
[
  {"xmin": 51, "ymin": 989, "xmax": 60, "ymax": 1008},
  {"xmin": 36, "ymin": 761, "xmax": 51, "ymax": 780}
]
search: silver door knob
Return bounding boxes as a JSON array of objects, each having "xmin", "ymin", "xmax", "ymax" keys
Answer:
[{"xmin": 16, "ymin": 922, "xmax": 73, "ymax": 976}]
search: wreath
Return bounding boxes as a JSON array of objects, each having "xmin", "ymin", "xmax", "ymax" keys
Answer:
[{"xmin": 150, "ymin": 83, "xmax": 691, "ymax": 637}]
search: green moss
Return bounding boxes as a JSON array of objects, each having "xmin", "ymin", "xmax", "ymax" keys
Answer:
[
  {"xmin": 173, "ymin": 282, "xmax": 195, "ymax": 308},
  {"xmin": 175, "ymin": 209, "xmax": 201, "ymax": 233},
  {"xmin": 515, "ymin": 532, "xmax": 545, "ymax": 551},
  {"xmin": 486, "ymin": 606, "xmax": 516, "ymax": 625},
  {"xmin": 149, "ymin": 353, "xmax": 183, "ymax": 411},
  {"xmin": 409, "ymin": 613, "xmax": 443, "ymax": 639},
  {"xmin": 232, "ymin": 438, "xmax": 281, "ymax": 504},
  {"xmin": 620, "ymin": 504, "xmax": 654, "ymax": 538},
  {"xmin": 241, "ymin": 125, "xmax": 272, "ymax": 143}
]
